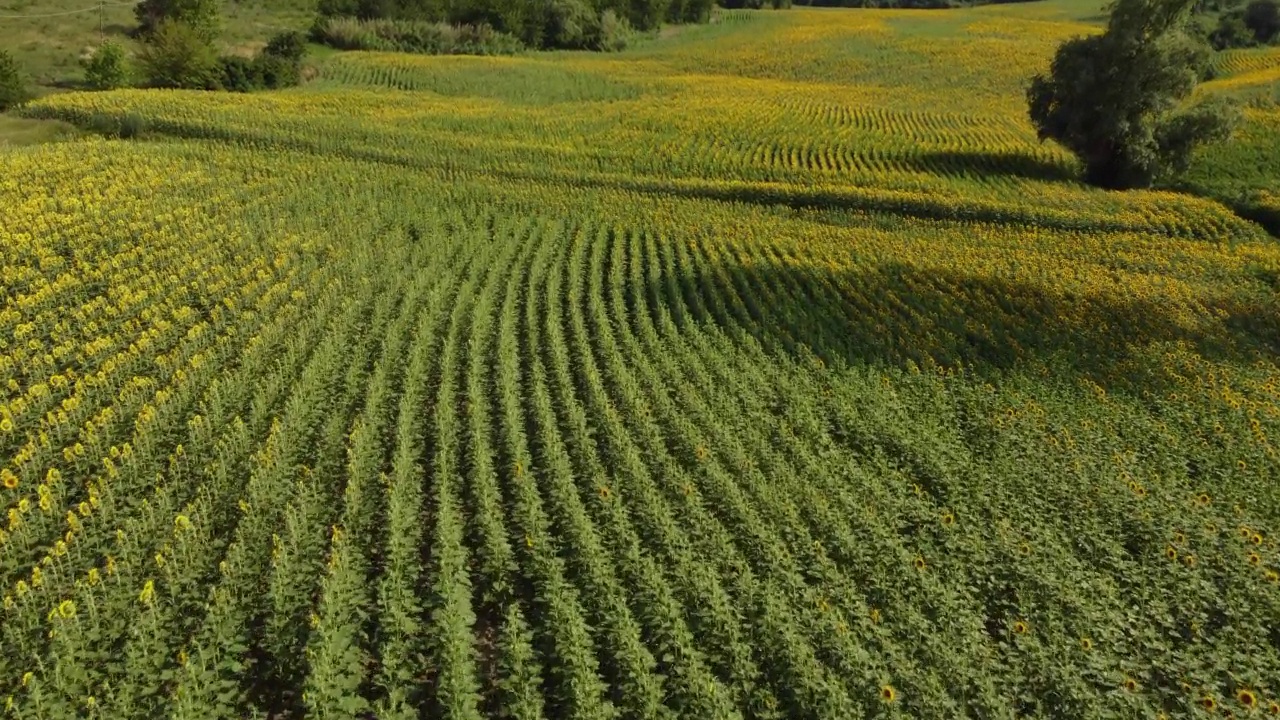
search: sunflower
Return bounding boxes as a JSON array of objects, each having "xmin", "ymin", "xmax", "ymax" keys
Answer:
[
  {"xmin": 1165, "ymin": 546, "xmax": 1178, "ymax": 561},
  {"xmin": 1201, "ymin": 696, "xmax": 1216, "ymax": 712},
  {"xmin": 1, "ymin": 470, "xmax": 17, "ymax": 490},
  {"xmin": 880, "ymin": 685, "xmax": 896, "ymax": 703},
  {"xmin": 1196, "ymin": 493, "xmax": 1211, "ymax": 507},
  {"xmin": 913, "ymin": 557, "xmax": 926, "ymax": 571},
  {"xmin": 1240, "ymin": 526, "xmax": 1253, "ymax": 539},
  {"xmin": 1248, "ymin": 552, "xmax": 1262, "ymax": 566},
  {"xmin": 1238, "ymin": 460, "xmax": 1247, "ymax": 470},
  {"xmin": 1266, "ymin": 569, "xmax": 1279, "ymax": 584},
  {"xmin": 1237, "ymin": 689, "xmax": 1258, "ymax": 709},
  {"xmin": 1123, "ymin": 677, "xmax": 1139, "ymax": 693},
  {"xmin": 1080, "ymin": 637, "xmax": 1092, "ymax": 651},
  {"xmin": 1183, "ymin": 554, "xmax": 1197, "ymax": 568},
  {"xmin": 1268, "ymin": 700, "xmax": 1280, "ymax": 715},
  {"xmin": 1012, "ymin": 620, "xmax": 1029, "ymax": 635},
  {"xmin": 941, "ymin": 511, "xmax": 955, "ymax": 527},
  {"xmin": 1252, "ymin": 533, "xmax": 1264, "ymax": 546},
  {"xmin": 57, "ymin": 600, "xmax": 75, "ymax": 619},
  {"xmin": 1174, "ymin": 532, "xmax": 1186, "ymax": 545}
]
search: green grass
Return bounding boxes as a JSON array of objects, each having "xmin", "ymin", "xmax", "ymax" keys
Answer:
[{"xmin": 0, "ymin": 114, "xmax": 80, "ymax": 145}]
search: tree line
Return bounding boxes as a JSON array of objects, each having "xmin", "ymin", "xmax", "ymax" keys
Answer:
[{"xmin": 313, "ymin": 0, "xmax": 723, "ymax": 51}]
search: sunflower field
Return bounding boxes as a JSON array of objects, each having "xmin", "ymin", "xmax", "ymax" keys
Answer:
[{"xmin": 3, "ymin": 1, "xmax": 1280, "ymax": 718}]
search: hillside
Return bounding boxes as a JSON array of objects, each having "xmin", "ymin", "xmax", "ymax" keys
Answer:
[{"xmin": 3, "ymin": 2, "xmax": 1280, "ymax": 718}]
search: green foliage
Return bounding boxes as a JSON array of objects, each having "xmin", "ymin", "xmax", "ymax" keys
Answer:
[
  {"xmin": 1210, "ymin": 10, "xmax": 1256, "ymax": 48},
  {"xmin": 1244, "ymin": 0, "xmax": 1280, "ymax": 42},
  {"xmin": 137, "ymin": 20, "xmax": 221, "ymax": 89},
  {"xmin": 264, "ymin": 31, "xmax": 308, "ymax": 63},
  {"xmin": 597, "ymin": 9, "xmax": 634, "ymax": 51},
  {"xmin": 134, "ymin": 0, "xmax": 222, "ymax": 42},
  {"xmin": 312, "ymin": 16, "xmax": 525, "ymax": 54},
  {"xmin": 1028, "ymin": 0, "xmax": 1239, "ymax": 189},
  {"xmin": 0, "ymin": 50, "xmax": 33, "ymax": 113},
  {"xmin": 82, "ymin": 41, "xmax": 131, "ymax": 91},
  {"xmin": 218, "ymin": 55, "xmax": 264, "ymax": 92}
]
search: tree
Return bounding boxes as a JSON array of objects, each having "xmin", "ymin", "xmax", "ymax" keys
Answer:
[
  {"xmin": 82, "ymin": 41, "xmax": 130, "ymax": 90},
  {"xmin": 1244, "ymin": 0, "xmax": 1280, "ymax": 42},
  {"xmin": 137, "ymin": 20, "xmax": 221, "ymax": 89},
  {"xmin": 135, "ymin": 0, "xmax": 221, "ymax": 41},
  {"xmin": 1027, "ymin": 0, "xmax": 1239, "ymax": 189},
  {"xmin": 0, "ymin": 50, "xmax": 33, "ymax": 112}
]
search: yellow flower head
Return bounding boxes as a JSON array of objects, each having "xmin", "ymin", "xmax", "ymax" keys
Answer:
[
  {"xmin": 1237, "ymin": 689, "xmax": 1258, "ymax": 709},
  {"xmin": 913, "ymin": 556, "xmax": 926, "ymax": 571},
  {"xmin": 138, "ymin": 579, "xmax": 155, "ymax": 605},
  {"xmin": 1, "ymin": 470, "xmax": 17, "ymax": 490},
  {"xmin": 941, "ymin": 511, "xmax": 955, "ymax": 527},
  {"xmin": 1164, "ymin": 546, "xmax": 1177, "ymax": 561},
  {"xmin": 57, "ymin": 600, "xmax": 75, "ymax": 619},
  {"xmin": 1012, "ymin": 620, "xmax": 1029, "ymax": 635},
  {"xmin": 879, "ymin": 685, "xmax": 896, "ymax": 703},
  {"xmin": 1201, "ymin": 695, "xmax": 1216, "ymax": 712},
  {"xmin": 1123, "ymin": 677, "xmax": 1139, "ymax": 693},
  {"xmin": 1080, "ymin": 637, "xmax": 1092, "ymax": 651}
]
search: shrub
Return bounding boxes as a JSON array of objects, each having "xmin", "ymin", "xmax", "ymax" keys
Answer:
[
  {"xmin": 312, "ymin": 16, "xmax": 523, "ymax": 54},
  {"xmin": 0, "ymin": 50, "xmax": 33, "ymax": 112},
  {"xmin": 1210, "ymin": 10, "xmax": 1256, "ymax": 49},
  {"xmin": 137, "ymin": 20, "xmax": 221, "ymax": 89},
  {"xmin": 597, "ymin": 9, "xmax": 634, "ymax": 51},
  {"xmin": 1244, "ymin": 0, "xmax": 1280, "ymax": 43},
  {"xmin": 134, "ymin": 0, "xmax": 221, "ymax": 41},
  {"xmin": 82, "ymin": 41, "xmax": 130, "ymax": 90},
  {"xmin": 255, "ymin": 54, "xmax": 300, "ymax": 88},
  {"xmin": 264, "ymin": 31, "xmax": 308, "ymax": 62},
  {"xmin": 219, "ymin": 55, "xmax": 263, "ymax": 92}
]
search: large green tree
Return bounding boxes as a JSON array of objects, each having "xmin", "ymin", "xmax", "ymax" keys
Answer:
[{"xmin": 1027, "ymin": 0, "xmax": 1240, "ymax": 189}]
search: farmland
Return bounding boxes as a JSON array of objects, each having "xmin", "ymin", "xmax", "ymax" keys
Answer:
[{"xmin": 3, "ymin": 1, "xmax": 1280, "ymax": 718}]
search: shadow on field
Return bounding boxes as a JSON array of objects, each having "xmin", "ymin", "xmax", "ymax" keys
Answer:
[
  {"xmin": 909, "ymin": 149, "xmax": 1080, "ymax": 183},
  {"xmin": 668, "ymin": 258, "xmax": 1280, "ymax": 391}
]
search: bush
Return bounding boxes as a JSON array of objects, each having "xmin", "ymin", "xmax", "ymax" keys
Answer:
[
  {"xmin": 264, "ymin": 31, "xmax": 308, "ymax": 62},
  {"xmin": 312, "ymin": 16, "xmax": 523, "ymax": 54},
  {"xmin": 219, "ymin": 55, "xmax": 263, "ymax": 92},
  {"xmin": 0, "ymin": 50, "xmax": 33, "ymax": 112},
  {"xmin": 82, "ymin": 41, "xmax": 130, "ymax": 90},
  {"xmin": 134, "ymin": 0, "xmax": 221, "ymax": 41},
  {"xmin": 597, "ymin": 9, "xmax": 633, "ymax": 51},
  {"xmin": 137, "ymin": 20, "xmax": 221, "ymax": 89},
  {"xmin": 1244, "ymin": 0, "xmax": 1280, "ymax": 42},
  {"xmin": 255, "ymin": 54, "xmax": 300, "ymax": 88},
  {"xmin": 1210, "ymin": 10, "xmax": 1256, "ymax": 48}
]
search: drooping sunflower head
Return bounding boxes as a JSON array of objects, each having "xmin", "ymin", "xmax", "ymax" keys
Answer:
[{"xmin": 1237, "ymin": 689, "xmax": 1258, "ymax": 709}]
